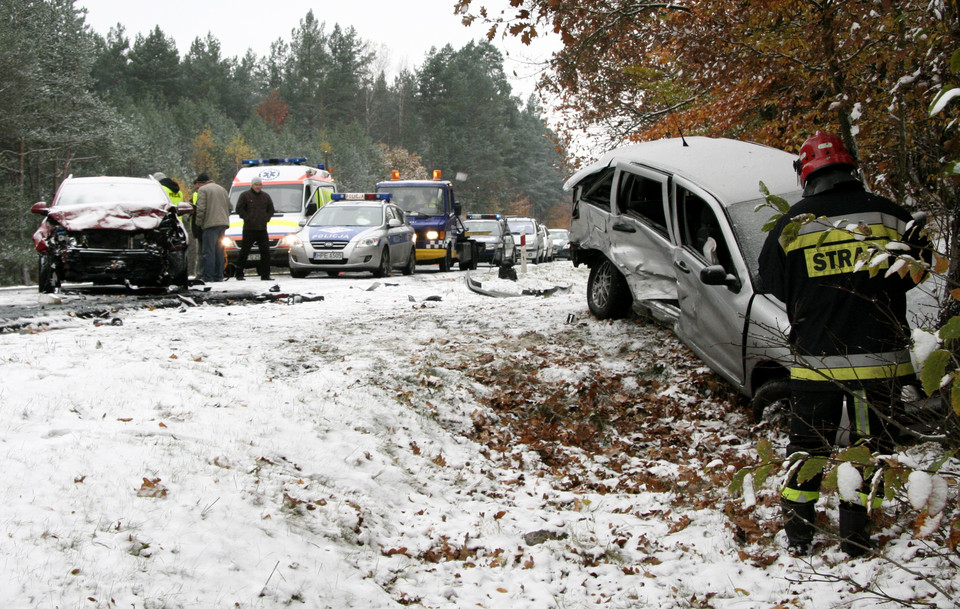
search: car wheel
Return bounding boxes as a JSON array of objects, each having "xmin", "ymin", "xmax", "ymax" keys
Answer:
[
  {"xmin": 439, "ymin": 245, "xmax": 452, "ymax": 272},
  {"xmin": 402, "ymin": 248, "xmax": 416, "ymax": 275},
  {"xmin": 750, "ymin": 378, "xmax": 792, "ymax": 425},
  {"xmin": 373, "ymin": 247, "xmax": 391, "ymax": 278},
  {"xmin": 587, "ymin": 258, "xmax": 632, "ymax": 320},
  {"xmin": 290, "ymin": 268, "xmax": 309, "ymax": 279},
  {"xmin": 38, "ymin": 255, "xmax": 60, "ymax": 294}
]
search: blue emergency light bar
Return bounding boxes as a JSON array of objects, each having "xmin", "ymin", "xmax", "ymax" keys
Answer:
[
  {"xmin": 241, "ymin": 157, "xmax": 308, "ymax": 166},
  {"xmin": 467, "ymin": 213, "xmax": 502, "ymax": 219},
  {"xmin": 331, "ymin": 193, "xmax": 392, "ymax": 201}
]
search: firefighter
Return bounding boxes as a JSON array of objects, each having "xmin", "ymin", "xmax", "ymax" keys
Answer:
[{"xmin": 758, "ymin": 131, "xmax": 930, "ymax": 557}]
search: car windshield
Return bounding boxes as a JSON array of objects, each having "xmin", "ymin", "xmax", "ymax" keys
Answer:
[
  {"xmin": 308, "ymin": 205, "xmax": 383, "ymax": 227},
  {"xmin": 229, "ymin": 183, "xmax": 303, "ymax": 214},
  {"xmin": 378, "ymin": 186, "xmax": 444, "ymax": 216},
  {"xmin": 55, "ymin": 181, "xmax": 165, "ymax": 207},
  {"xmin": 507, "ymin": 219, "xmax": 535, "ymax": 234},
  {"xmin": 464, "ymin": 220, "xmax": 501, "ymax": 235},
  {"xmin": 550, "ymin": 230, "xmax": 568, "ymax": 238},
  {"xmin": 725, "ymin": 191, "xmax": 803, "ymax": 285}
]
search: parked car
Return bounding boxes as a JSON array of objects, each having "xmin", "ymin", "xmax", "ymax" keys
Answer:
[
  {"xmin": 565, "ymin": 137, "xmax": 803, "ymax": 417},
  {"xmin": 286, "ymin": 193, "xmax": 416, "ymax": 278},
  {"xmin": 463, "ymin": 214, "xmax": 516, "ymax": 265},
  {"xmin": 31, "ymin": 176, "xmax": 194, "ymax": 293},
  {"xmin": 549, "ymin": 228, "xmax": 571, "ymax": 259},
  {"xmin": 506, "ymin": 216, "xmax": 544, "ymax": 263},
  {"xmin": 538, "ymin": 223, "xmax": 554, "ymax": 262}
]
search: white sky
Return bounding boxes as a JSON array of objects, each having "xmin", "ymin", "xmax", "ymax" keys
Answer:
[{"xmin": 77, "ymin": 0, "xmax": 558, "ymax": 99}]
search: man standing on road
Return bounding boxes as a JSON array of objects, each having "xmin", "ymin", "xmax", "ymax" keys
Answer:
[
  {"xmin": 194, "ymin": 173, "xmax": 231, "ymax": 283},
  {"xmin": 758, "ymin": 131, "xmax": 930, "ymax": 557},
  {"xmin": 234, "ymin": 177, "xmax": 275, "ymax": 281}
]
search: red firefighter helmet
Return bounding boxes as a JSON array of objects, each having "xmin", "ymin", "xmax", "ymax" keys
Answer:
[{"xmin": 794, "ymin": 131, "xmax": 857, "ymax": 185}]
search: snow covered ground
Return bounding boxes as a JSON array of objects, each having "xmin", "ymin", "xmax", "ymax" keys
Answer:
[{"xmin": 0, "ymin": 262, "xmax": 956, "ymax": 608}]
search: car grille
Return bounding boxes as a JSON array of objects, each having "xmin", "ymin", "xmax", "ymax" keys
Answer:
[
  {"xmin": 311, "ymin": 241, "xmax": 348, "ymax": 250},
  {"xmin": 82, "ymin": 230, "xmax": 146, "ymax": 249}
]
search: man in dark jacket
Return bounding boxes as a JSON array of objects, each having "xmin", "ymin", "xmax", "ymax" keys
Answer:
[
  {"xmin": 758, "ymin": 131, "xmax": 930, "ymax": 557},
  {"xmin": 235, "ymin": 176, "xmax": 275, "ymax": 280}
]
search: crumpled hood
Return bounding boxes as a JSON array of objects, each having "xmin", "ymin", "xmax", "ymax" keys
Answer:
[
  {"xmin": 33, "ymin": 201, "xmax": 176, "ymax": 250},
  {"xmin": 44, "ymin": 201, "xmax": 174, "ymax": 232},
  {"xmin": 307, "ymin": 226, "xmax": 374, "ymax": 241}
]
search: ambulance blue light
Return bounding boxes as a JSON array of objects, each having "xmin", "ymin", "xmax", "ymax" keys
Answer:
[{"xmin": 241, "ymin": 157, "xmax": 308, "ymax": 167}]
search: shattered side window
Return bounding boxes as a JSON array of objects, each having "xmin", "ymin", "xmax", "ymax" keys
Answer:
[{"xmin": 576, "ymin": 167, "xmax": 615, "ymax": 211}]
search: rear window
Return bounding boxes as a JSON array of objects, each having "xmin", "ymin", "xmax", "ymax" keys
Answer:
[
  {"xmin": 617, "ymin": 171, "xmax": 668, "ymax": 237},
  {"xmin": 576, "ymin": 167, "xmax": 615, "ymax": 211}
]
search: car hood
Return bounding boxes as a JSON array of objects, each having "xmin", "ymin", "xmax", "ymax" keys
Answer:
[
  {"xmin": 305, "ymin": 225, "xmax": 378, "ymax": 241},
  {"xmin": 33, "ymin": 201, "xmax": 176, "ymax": 251},
  {"xmin": 44, "ymin": 201, "xmax": 174, "ymax": 232}
]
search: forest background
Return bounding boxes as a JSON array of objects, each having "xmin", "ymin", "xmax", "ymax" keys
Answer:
[{"xmin": 0, "ymin": 1, "xmax": 568, "ymax": 286}]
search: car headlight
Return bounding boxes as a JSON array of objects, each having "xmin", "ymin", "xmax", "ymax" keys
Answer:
[
  {"xmin": 357, "ymin": 236, "xmax": 381, "ymax": 247},
  {"xmin": 425, "ymin": 230, "xmax": 440, "ymax": 240},
  {"xmin": 221, "ymin": 236, "xmax": 237, "ymax": 249},
  {"xmin": 280, "ymin": 234, "xmax": 301, "ymax": 248}
]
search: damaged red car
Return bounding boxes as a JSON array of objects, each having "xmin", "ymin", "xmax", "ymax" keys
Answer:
[{"xmin": 31, "ymin": 176, "xmax": 194, "ymax": 293}]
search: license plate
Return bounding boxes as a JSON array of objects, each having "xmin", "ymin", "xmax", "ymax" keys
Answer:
[
  {"xmin": 314, "ymin": 251, "xmax": 342, "ymax": 260},
  {"xmin": 248, "ymin": 253, "xmax": 260, "ymax": 261}
]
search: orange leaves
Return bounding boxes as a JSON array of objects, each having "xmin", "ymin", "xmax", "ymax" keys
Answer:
[{"xmin": 135, "ymin": 477, "xmax": 167, "ymax": 498}]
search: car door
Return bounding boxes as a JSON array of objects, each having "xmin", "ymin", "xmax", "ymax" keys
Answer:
[
  {"xmin": 386, "ymin": 205, "xmax": 414, "ymax": 266},
  {"xmin": 607, "ymin": 163, "xmax": 676, "ymax": 302},
  {"xmin": 670, "ymin": 179, "xmax": 753, "ymax": 387}
]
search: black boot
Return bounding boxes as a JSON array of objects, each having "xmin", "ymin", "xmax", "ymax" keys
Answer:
[
  {"xmin": 839, "ymin": 503, "xmax": 871, "ymax": 557},
  {"xmin": 235, "ymin": 267, "xmax": 245, "ymax": 280},
  {"xmin": 782, "ymin": 499, "xmax": 816, "ymax": 555}
]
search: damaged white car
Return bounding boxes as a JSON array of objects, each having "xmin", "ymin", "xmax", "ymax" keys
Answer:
[{"xmin": 565, "ymin": 137, "xmax": 803, "ymax": 416}]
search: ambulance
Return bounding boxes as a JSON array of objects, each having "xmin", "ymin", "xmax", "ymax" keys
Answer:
[{"xmin": 224, "ymin": 157, "xmax": 336, "ymax": 269}]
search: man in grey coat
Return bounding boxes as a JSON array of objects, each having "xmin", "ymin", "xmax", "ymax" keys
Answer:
[{"xmin": 194, "ymin": 173, "xmax": 231, "ymax": 282}]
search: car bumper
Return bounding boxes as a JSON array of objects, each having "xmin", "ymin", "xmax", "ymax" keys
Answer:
[
  {"xmin": 288, "ymin": 241, "xmax": 385, "ymax": 273},
  {"xmin": 60, "ymin": 248, "xmax": 183, "ymax": 285}
]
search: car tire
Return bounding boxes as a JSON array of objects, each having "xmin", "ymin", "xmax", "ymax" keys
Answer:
[
  {"xmin": 439, "ymin": 245, "xmax": 452, "ymax": 272},
  {"xmin": 290, "ymin": 268, "xmax": 309, "ymax": 279},
  {"xmin": 402, "ymin": 248, "xmax": 416, "ymax": 275},
  {"xmin": 750, "ymin": 378, "xmax": 792, "ymax": 425},
  {"xmin": 38, "ymin": 255, "xmax": 60, "ymax": 294},
  {"xmin": 587, "ymin": 258, "xmax": 632, "ymax": 320},
  {"xmin": 373, "ymin": 247, "xmax": 391, "ymax": 278}
]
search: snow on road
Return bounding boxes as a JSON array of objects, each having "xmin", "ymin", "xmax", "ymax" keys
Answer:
[{"xmin": 0, "ymin": 263, "xmax": 956, "ymax": 608}]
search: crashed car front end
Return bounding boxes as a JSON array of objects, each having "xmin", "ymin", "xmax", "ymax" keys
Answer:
[{"xmin": 33, "ymin": 198, "xmax": 190, "ymax": 291}]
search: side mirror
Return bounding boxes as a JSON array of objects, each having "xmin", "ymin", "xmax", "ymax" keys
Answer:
[
  {"xmin": 454, "ymin": 202, "xmax": 462, "ymax": 216},
  {"xmin": 177, "ymin": 202, "xmax": 194, "ymax": 215},
  {"xmin": 299, "ymin": 218, "xmax": 308, "ymax": 227},
  {"xmin": 388, "ymin": 218, "xmax": 401, "ymax": 228},
  {"xmin": 31, "ymin": 202, "xmax": 49, "ymax": 215},
  {"xmin": 700, "ymin": 264, "xmax": 741, "ymax": 293}
]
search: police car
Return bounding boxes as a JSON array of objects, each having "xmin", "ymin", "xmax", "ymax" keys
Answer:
[
  {"xmin": 286, "ymin": 193, "xmax": 416, "ymax": 278},
  {"xmin": 462, "ymin": 214, "xmax": 516, "ymax": 265}
]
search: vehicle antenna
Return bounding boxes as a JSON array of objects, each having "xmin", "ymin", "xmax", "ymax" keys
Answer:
[{"xmin": 671, "ymin": 113, "xmax": 689, "ymax": 147}]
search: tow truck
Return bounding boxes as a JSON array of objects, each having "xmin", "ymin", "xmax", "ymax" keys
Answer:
[
  {"xmin": 224, "ymin": 157, "xmax": 336, "ymax": 269},
  {"xmin": 375, "ymin": 170, "xmax": 477, "ymax": 271}
]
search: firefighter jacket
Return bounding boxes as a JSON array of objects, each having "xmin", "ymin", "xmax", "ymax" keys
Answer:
[
  {"xmin": 758, "ymin": 175, "xmax": 929, "ymax": 385},
  {"xmin": 236, "ymin": 189, "xmax": 275, "ymax": 232}
]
